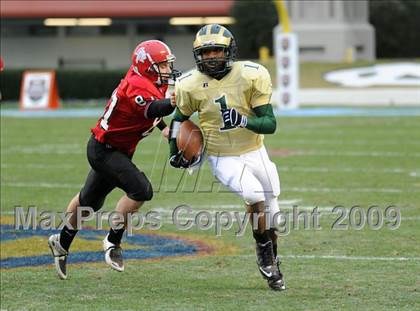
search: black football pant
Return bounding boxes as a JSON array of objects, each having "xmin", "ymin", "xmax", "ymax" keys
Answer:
[{"xmin": 78, "ymin": 136, "xmax": 153, "ymax": 211}]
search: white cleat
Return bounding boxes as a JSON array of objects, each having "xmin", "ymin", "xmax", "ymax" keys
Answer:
[
  {"xmin": 103, "ymin": 234, "xmax": 124, "ymax": 272},
  {"xmin": 48, "ymin": 234, "xmax": 68, "ymax": 280}
]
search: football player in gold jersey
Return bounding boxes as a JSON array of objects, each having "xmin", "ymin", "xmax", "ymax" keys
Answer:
[{"xmin": 169, "ymin": 24, "xmax": 285, "ymax": 291}]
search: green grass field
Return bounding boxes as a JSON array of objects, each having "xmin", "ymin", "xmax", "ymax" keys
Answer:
[{"xmin": 1, "ymin": 113, "xmax": 420, "ymax": 310}]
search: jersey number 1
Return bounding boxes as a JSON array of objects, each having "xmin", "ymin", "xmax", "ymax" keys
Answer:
[
  {"xmin": 215, "ymin": 95, "xmax": 235, "ymax": 132},
  {"xmin": 100, "ymin": 90, "xmax": 118, "ymax": 130}
]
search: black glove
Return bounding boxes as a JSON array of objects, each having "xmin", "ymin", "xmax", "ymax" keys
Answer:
[
  {"xmin": 169, "ymin": 151, "xmax": 191, "ymax": 169},
  {"xmin": 169, "ymin": 151, "xmax": 201, "ymax": 169},
  {"xmin": 221, "ymin": 108, "xmax": 247, "ymax": 129}
]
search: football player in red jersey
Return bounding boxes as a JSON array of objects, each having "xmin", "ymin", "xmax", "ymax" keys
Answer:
[{"xmin": 48, "ymin": 40, "xmax": 181, "ymax": 279}]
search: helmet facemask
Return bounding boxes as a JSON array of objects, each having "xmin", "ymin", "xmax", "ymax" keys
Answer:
[
  {"xmin": 149, "ymin": 56, "xmax": 181, "ymax": 86},
  {"xmin": 194, "ymin": 43, "xmax": 236, "ymax": 79}
]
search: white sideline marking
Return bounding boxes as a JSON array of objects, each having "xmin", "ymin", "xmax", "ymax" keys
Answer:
[{"xmin": 237, "ymin": 254, "xmax": 420, "ymax": 262}]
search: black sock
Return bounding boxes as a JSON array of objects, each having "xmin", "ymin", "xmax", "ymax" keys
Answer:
[
  {"xmin": 269, "ymin": 228, "xmax": 278, "ymax": 258},
  {"xmin": 107, "ymin": 227, "xmax": 125, "ymax": 245},
  {"xmin": 59, "ymin": 226, "xmax": 78, "ymax": 251},
  {"xmin": 272, "ymin": 243, "xmax": 278, "ymax": 258},
  {"xmin": 253, "ymin": 230, "xmax": 271, "ymax": 244}
]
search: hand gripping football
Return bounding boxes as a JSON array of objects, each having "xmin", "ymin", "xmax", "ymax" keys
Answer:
[{"xmin": 176, "ymin": 120, "xmax": 204, "ymax": 162}]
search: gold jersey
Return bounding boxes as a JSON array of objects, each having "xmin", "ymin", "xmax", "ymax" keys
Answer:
[{"xmin": 175, "ymin": 61, "xmax": 272, "ymax": 156}]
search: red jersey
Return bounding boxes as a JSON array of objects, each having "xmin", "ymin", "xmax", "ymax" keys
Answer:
[{"xmin": 92, "ymin": 67, "xmax": 168, "ymax": 155}]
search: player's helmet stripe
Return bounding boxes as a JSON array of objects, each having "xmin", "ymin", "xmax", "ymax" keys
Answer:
[
  {"xmin": 223, "ymin": 29, "xmax": 232, "ymax": 38},
  {"xmin": 210, "ymin": 24, "xmax": 222, "ymax": 34},
  {"xmin": 198, "ymin": 26, "xmax": 208, "ymax": 36}
]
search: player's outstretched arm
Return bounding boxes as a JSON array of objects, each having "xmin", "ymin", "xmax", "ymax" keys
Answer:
[
  {"xmin": 145, "ymin": 98, "xmax": 176, "ymax": 119},
  {"xmin": 244, "ymin": 104, "xmax": 277, "ymax": 134}
]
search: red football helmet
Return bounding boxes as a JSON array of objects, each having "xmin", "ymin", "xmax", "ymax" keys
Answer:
[{"xmin": 131, "ymin": 40, "xmax": 180, "ymax": 85}]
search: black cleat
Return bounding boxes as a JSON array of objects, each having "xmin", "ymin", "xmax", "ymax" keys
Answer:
[{"xmin": 256, "ymin": 241, "xmax": 286, "ymax": 291}]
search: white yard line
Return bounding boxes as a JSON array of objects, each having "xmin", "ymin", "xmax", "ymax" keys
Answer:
[
  {"xmin": 277, "ymin": 139, "xmax": 420, "ymax": 146},
  {"xmin": 1, "ymin": 163, "xmax": 416, "ymax": 177},
  {"xmin": 289, "ymin": 151, "xmax": 420, "ymax": 158},
  {"xmin": 2, "ymin": 182, "xmax": 83, "ymax": 189},
  {"xmin": 1, "ymin": 164, "xmax": 76, "ymax": 169},
  {"xmin": 278, "ymin": 166, "xmax": 412, "ymax": 174},
  {"xmin": 236, "ymin": 254, "xmax": 420, "ymax": 262},
  {"xmin": 283, "ymin": 187, "xmax": 418, "ymax": 193},
  {"xmin": 2, "ymin": 146, "xmax": 155, "ymax": 155},
  {"xmin": 2, "ymin": 182, "xmax": 418, "ymax": 193}
]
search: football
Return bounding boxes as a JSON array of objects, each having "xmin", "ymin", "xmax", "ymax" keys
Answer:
[{"xmin": 176, "ymin": 120, "xmax": 204, "ymax": 161}]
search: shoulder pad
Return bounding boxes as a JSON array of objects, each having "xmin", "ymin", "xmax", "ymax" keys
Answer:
[
  {"xmin": 238, "ymin": 61, "xmax": 270, "ymax": 80},
  {"xmin": 175, "ymin": 69, "xmax": 202, "ymax": 91}
]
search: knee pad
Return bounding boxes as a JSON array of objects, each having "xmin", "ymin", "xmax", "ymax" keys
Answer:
[
  {"xmin": 127, "ymin": 175, "xmax": 153, "ymax": 202},
  {"xmin": 242, "ymin": 189, "xmax": 265, "ymax": 206}
]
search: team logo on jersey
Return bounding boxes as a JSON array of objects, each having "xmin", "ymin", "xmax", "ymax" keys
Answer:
[
  {"xmin": 203, "ymin": 82, "xmax": 208, "ymax": 88},
  {"xmin": 135, "ymin": 47, "xmax": 148, "ymax": 64},
  {"xmin": 135, "ymin": 95, "xmax": 146, "ymax": 106}
]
